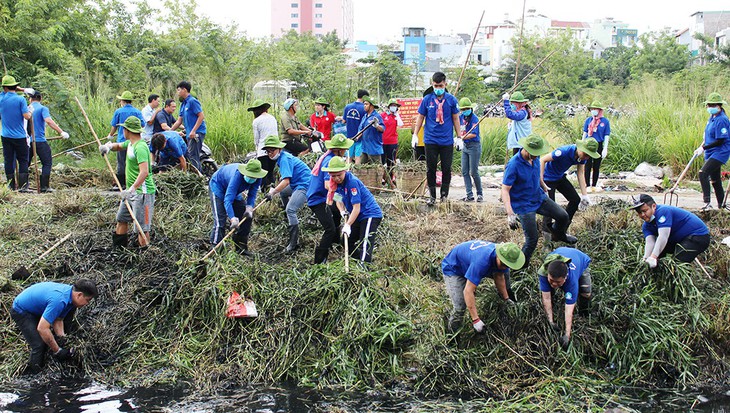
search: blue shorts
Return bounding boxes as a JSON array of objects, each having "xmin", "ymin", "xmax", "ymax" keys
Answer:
[{"xmin": 351, "ymin": 140, "xmax": 363, "ymax": 157}]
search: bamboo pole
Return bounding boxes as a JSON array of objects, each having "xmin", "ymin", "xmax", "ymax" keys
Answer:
[
  {"xmin": 454, "ymin": 10, "xmax": 484, "ymax": 96},
  {"xmin": 51, "ymin": 140, "xmax": 97, "ymax": 158}
]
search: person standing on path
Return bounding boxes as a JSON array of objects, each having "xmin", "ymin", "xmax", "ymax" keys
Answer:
[
  {"xmin": 344, "ymin": 89, "xmax": 368, "ymax": 164},
  {"xmin": 381, "ymin": 98, "xmax": 403, "ymax": 187},
  {"xmin": 170, "ymin": 81, "xmax": 207, "ymax": 172},
  {"xmin": 29, "ymin": 91, "xmax": 70, "ymax": 192},
  {"xmin": 503, "ymin": 91, "xmax": 533, "ymax": 156},
  {"xmin": 582, "ymin": 101, "xmax": 611, "ymax": 192},
  {"xmin": 458, "ymin": 97, "xmax": 483, "ymax": 202},
  {"xmin": 1, "ymin": 75, "xmax": 32, "ymax": 191},
  {"xmin": 249, "ymin": 99, "xmax": 278, "ymax": 190},
  {"xmin": 357, "ymin": 95, "xmax": 385, "ymax": 165},
  {"xmin": 694, "ymin": 92, "xmax": 730, "ymax": 211},
  {"xmin": 106, "ymin": 90, "xmax": 144, "ymax": 191}
]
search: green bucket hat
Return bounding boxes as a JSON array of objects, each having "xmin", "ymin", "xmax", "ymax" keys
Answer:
[
  {"xmin": 116, "ymin": 90, "xmax": 135, "ymax": 101},
  {"xmin": 247, "ymin": 99, "xmax": 271, "ymax": 112},
  {"xmin": 262, "ymin": 135, "xmax": 286, "ymax": 149},
  {"xmin": 588, "ymin": 101, "xmax": 605, "ymax": 110},
  {"xmin": 321, "ymin": 156, "xmax": 350, "ymax": 172},
  {"xmin": 386, "ymin": 98, "xmax": 401, "ymax": 107},
  {"xmin": 704, "ymin": 92, "xmax": 727, "ymax": 106},
  {"xmin": 496, "ymin": 242, "xmax": 526, "ymax": 270},
  {"xmin": 238, "ymin": 159, "xmax": 268, "ymax": 179},
  {"xmin": 575, "ymin": 138, "xmax": 601, "ymax": 159},
  {"xmin": 459, "ymin": 97, "xmax": 474, "ymax": 109},
  {"xmin": 116, "ymin": 116, "xmax": 143, "ymax": 134},
  {"xmin": 313, "ymin": 97, "xmax": 330, "ymax": 106},
  {"xmin": 325, "ymin": 133, "xmax": 354, "ymax": 150},
  {"xmin": 537, "ymin": 253, "xmax": 572, "ymax": 276},
  {"xmin": 509, "ymin": 91, "xmax": 529, "ymax": 103},
  {"xmin": 517, "ymin": 134, "xmax": 551, "ymax": 157},
  {"xmin": 362, "ymin": 95, "xmax": 379, "ymax": 109},
  {"xmin": 1, "ymin": 75, "xmax": 20, "ymax": 87}
]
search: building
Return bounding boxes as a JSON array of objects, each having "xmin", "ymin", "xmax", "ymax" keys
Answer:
[
  {"xmin": 403, "ymin": 27, "xmax": 426, "ymax": 71},
  {"xmin": 676, "ymin": 11, "xmax": 730, "ymax": 64},
  {"xmin": 589, "ymin": 17, "xmax": 637, "ymax": 58},
  {"xmin": 271, "ymin": 0, "xmax": 354, "ymax": 42}
]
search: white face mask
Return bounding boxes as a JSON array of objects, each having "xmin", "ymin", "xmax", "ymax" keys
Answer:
[
  {"xmin": 269, "ymin": 152, "xmax": 281, "ymax": 161},
  {"xmin": 389, "ymin": 106, "xmax": 398, "ymax": 113},
  {"xmin": 591, "ymin": 109, "xmax": 599, "ymax": 117}
]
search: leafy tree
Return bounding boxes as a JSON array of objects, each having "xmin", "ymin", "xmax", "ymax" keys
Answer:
[{"xmin": 629, "ymin": 32, "xmax": 691, "ymax": 77}]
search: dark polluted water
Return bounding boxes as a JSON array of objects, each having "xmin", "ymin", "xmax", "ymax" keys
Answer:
[{"xmin": 1, "ymin": 378, "xmax": 730, "ymax": 412}]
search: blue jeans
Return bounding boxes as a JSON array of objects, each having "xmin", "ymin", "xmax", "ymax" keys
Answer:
[
  {"xmin": 187, "ymin": 133, "xmax": 205, "ymax": 172},
  {"xmin": 461, "ymin": 140, "xmax": 482, "ymax": 198},
  {"xmin": 518, "ymin": 198, "xmax": 569, "ymax": 267},
  {"xmin": 280, "ymin": 186, "xmax": 308, "ymax": 226}
]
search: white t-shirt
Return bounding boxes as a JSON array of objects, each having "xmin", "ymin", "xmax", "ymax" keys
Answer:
[
  {"xmin": 141, "ymin": 104, "xmax": 156, "ymax": 141},
  {"xmin": 252, "ymin": 113, "xmax": 278, "ymax": 157}
]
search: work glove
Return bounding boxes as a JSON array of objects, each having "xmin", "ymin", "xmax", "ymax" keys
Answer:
[
  {"xmin": 52, "ymin": 347, "xmax": 74, "ymax": 361},
  {"xmin": 579, "ymin": 195, "xmax": 592, "ymax": 211},
  {"xmin": 601, "ymin": 140, "xmax": 608, "ymax": 158},
  {"xmin": 645, "ymin": 255, "xmax": 658, "ymax": 269},
  {"xmin": 694, "ymin": 146, "xmax": 705, "ymax": 156},
  {"xmin": 106, "ymin": 134, "xmax": 115, "ymax": 141},
  {"xmin": 502, "ymin": 93, "xmax": 510, "ymax": 101},
  {"xmin": 507, "ymin": 214, "xmax": 519, "ymax": 230},
  {"xmin": 411, "ymin": 133, "xmax": 418, "ymax": 148},
  {"xmin": 265, "ymin": 188, "xmax": 276, "ymax": 201},
  {"xmin": 61, "ymin": 131, "xmax": 70, "ymax": 139},
  {"xmin": 369, "ymin": 117, "xmax": 379, "ymax": 126},
  {"xmin": 559, "ymin": 335, "xmax": 570, "ymax": 351},
  {"xmin": 121, "ymin": 187, "xmax": 136, "ymax": 200},
  {"xmin": 549, "ymin": 321, "xmax": 560, "ymax": 333},
  {"xmin": 99, "ymin": 142, "xmax": 113, "ymax": 156},
  {"xmin": 230, "ymin": 217, "xmax": 240, "ymax": 228},
  {"xmin": 340, "ymin": 209, "xmax": 349, "ymax": 220},
  {"xmin": 472, "ymin": 318, "xmax": 485, "ymax": 333},
  {"xmin": 342, "ymin": 223, "xmax": 351, "ymax": 237},
  {"xmin": 504, "ymin": 298, "xmax": 516, "ymax": 307},
  {"xmin": 454, "ymin": 137, "xmax": 464, "ymax": 151},
  {"xmin": 243, "ymin": 206, "xmax": 253, "ymax": 220}
]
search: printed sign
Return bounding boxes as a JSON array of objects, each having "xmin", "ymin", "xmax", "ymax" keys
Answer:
[{"xmin": 397, "ymin": 98, "xmax": 422, "ymax": 129}]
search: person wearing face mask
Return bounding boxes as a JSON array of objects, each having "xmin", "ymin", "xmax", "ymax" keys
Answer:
[
  {"xmin": 503, "ymin": 91, "xmax": 533, "ymax": 156},
  {"xmin": 694, "ymin": 92, "xmax": 730, "ymax": 211},
  {"xmin": 582, "ymin": 102, "xmax": 611, "ymax": 192},
  {"xmin": 381, "ymin": 98, "xmax": 403, "ymax": 187},
  {"xmin": 309, "ymin": 98, "xmax": 337, "ymax": 141},
  {"xmin": 413, "ymin": 72, "xmax": 461, "ymax": 205},
  {"xmin": 358, "ymin": 96, "xmax": 386, "ymax": 165},
  {"xmin": 208, "ymin": 159, "xmax": 268, "ymax": 256},
  {"xmin": 344, "ymin": 89, "xmax": 369, "ymax": 164},
  {"xmin": 502, "ymin": 135, "xmax": 575, "ymax": 270},
  {"xmin": 458, "ymin": 98, "xmax": 482, "ymax": 202},
  {"xmin": 263, "ymin": 135, "xmax": 312, "ymax": 252},
  {"xmin": 629, "ymin": 194, "xmax": 710, "ymax": 268},
  {"xmin": 540, "ymin": 138, "xmax": 601, "ymax": 236},
  {"xmin": 279, "ymin": 98, "xmax": 313, "ymax": 157}
]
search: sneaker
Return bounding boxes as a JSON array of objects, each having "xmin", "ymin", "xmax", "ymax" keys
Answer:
[
  {"xmin": 426, "ymin": 197, "xmax": 436, "ymax": 207},
  {"xmin": 723, "ymin": 204, "xmax": 730, "ymax": 212},
  {"xmin": 701, "ymin": 203, "xmax": 713, "ymax": 211},
  {"xmin": 476, "ymin": 195, "xmax": 483, "ymax": 203},
  {"xmin": 462, "ymin": 196, "xmax": 474, "ymax": 202},
  {"xmin": 440, "ymin": 196, "xmax": 448, "ymax": 203}
]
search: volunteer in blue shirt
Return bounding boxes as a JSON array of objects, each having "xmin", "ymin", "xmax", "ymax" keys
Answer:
[
  {"xmin": 106, "ymin": 90, "xmax": 144, "ymax": 191},
  {"xmin": 324, "ymin": 157, "xmax": 383, "ymax": 263},
  {"xmin": 170, "ymin": 81, "xmax": 207, "ymax": 172},
  {"xmin": 28, "ymin": 91, "xmax": 69, "ymax": 192},
  {"xmin": 538, "ymin": 247, "xmax": 593, "ymax": 350},
  {"xmin": 441, "ymin": 241, "xmax": 525, "ymax": 333},
  {"xmin": 540, "ymin": 138, "xmax": 600, "ymax": 234},
  {"xmin": 413, "ymin": 72, "xmax": 460, "ymax": 205},
  {"xmin": 582, "ymin": 101, "xmax": 611, "ymax": 192},
  {"xmin": 150, "ymin": 131, "xmax": 188, "ymax": 172},
  {"xmin": 209, "ymin": 160, "xmax": 267, "ymax": 256},
  {"xmin": 502, "ymin": 135, "xmax": 575, "ymax": 269},
  {"xmin": 307, "ymin": 134, "xmax": 353, "ymax": 264},
  {"xmin": 10, "ymin": 279, "xmax": 98, "ymax": 374},
  {"xmin": 694, "ymin": 92, "xmax": 730, "ymax": 211},
  {"xmin": 1, "ymin": 75, "xmax": 32, "ymax": 191},
  {"xmin": 263, "ymin": 135, "xmax": 312, "ymax": 252},
  {"xmin": 458, "ymin": 97, "xmax": 483, "ymax": 202},
  {"xmin": 630, "ymin": 194, "xmax": 711, "ymax": 267},
  {"xmin": 357, "ymin": 96, "xmax": 385, "ymax": 164},
  {"xmin": 344, "ymin": 89, "xmax": 368, "ymax": 164},
  {"xmin": 503, "ymin": 91, "xmax": 533, "ymax": 155}
]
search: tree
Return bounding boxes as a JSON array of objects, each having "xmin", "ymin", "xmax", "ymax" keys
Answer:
[{"xmin": 629, "ymin": 32, "xmax": 691, "ymax": 77}]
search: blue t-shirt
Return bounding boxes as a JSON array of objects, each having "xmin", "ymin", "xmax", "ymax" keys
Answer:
[
  {"xmin": 12, "ymin": 282, "xmax": 74, "ymax": 322},
  {"xmin": 703, "ymin": 110, "xmax": 730, "ymax": 164},
  {"xmin": 209, "ymin": 163, "xmax": 261, "ymax": 218},
  {"xmin": 503, "ymin": 152, "xmax": 546, "ymax": 214},
  {"xmin": 277, "ymin": 151, "xmax": 311, "ymax": 191},
  {"xmin": 543, "ymin": 144, "xmax": 586, "ymax": 182},
  {"xmin": 359, "ymin": 111, "xmax": 385, "ymax": 155},
  {"xmin": 30, "ymin": 102, "xmax": 51, "ymax": 142},
  {"xmin": 333, "ymin": 120, "xmax": 347, "ymax": 136},
  {"xmin": 442, "ymin": 240, "xmax": 508, "ymax": 286},
  {"xmin": 582, "ymin": 117, "xmax": 611, "ymax": 143},
  {"xmin": 111, "ymin": 104, "xmax": 144, "ymax": 143},
  {"xmin": 152, "ymin": 131, "xmax": 188, "ymax": 161},
  {"xmin": 344, "ymin": 101, "xmax": 365, "ymax": 139},
  {"xmin": 306, "ymin": 152, "xmax": 334, "ymax": 207},
  {"xmin": 179, "ymin": 95, "xmax": 207, "ymax": 135},
  {"xmin": 459, "ymin": 112, "xmax": 481, "ymax": 143},
  {"xmin": 0, "ymin": 92, "xmax": 30, "ymax": 139},
  {"xmin": 538, "ymin": 247, "xmax": 591, "ymax": 305},
  {"xmin": 641, "ymin": 204, "xmax": 709, "ymax": 245},
  {"xmin": 335, "ymin": 171, "xmax": 382, "ymax": 221},
  {"xmin": 417, "ymin": 93, "xmax": 459, "ymax": 146}
]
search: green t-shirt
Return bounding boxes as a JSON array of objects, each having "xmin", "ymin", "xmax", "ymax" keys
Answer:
[{"xmin": 122, "ymin": 139, "xmax": 156, "ymax": 194}]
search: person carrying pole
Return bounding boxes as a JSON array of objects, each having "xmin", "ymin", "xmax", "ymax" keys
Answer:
[{"xmin": 28, "ymin": 91, "xmax": 70, "ymax": 192}]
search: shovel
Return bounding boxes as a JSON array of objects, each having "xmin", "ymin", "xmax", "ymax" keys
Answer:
[
  {"xmin": 664, "ymin": 153, "xmax": 698, "ymax": 206},
  {"xmin": 12, "ymin": 233, "xmax": 72, "ymax": 280},
  {"xmin": 343, "ymin": 231, "xmax": 349, "ymax": 273}
]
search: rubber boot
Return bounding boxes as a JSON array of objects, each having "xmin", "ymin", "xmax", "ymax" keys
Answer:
[
  {"xmin": 285, "ymin": 225, "xmax": 299, "ymax": 252},
  {"xmin": 6, "ymin": 173, "xmax": 16, "ymax": 190},
  {"xmin": 40, "ymin": 175, "xmax": 54, "ymax": 193},
  {"xmin": 112, "ymin": 231, "xmax": 128, "ymax": 248},
  {"xmin": 17, "ymin": 173, "xmax": 31, "ymax": 193},
  {"xmin": 232, "ymin": 232, "xmax": 252, "ymax": 257},
  {"xmin": 314, "ymin": 246, "xmax": 328, "ymax": 264},
  {"xmin": 112, "ymin": 174, "xmax": 125, "ymax": 191},
  {"xmin": 427, "ymin": 186, "xmax": 436, "ymax": 206}
]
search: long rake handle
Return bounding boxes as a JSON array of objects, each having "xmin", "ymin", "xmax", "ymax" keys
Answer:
[
  {"xmin": 669, "ymin": 153, "xmax": 698, "ymax": 193},
  {"xmin": 201, "ymin": 198, "xmax": 269, "ymax": 261},
  {"xmin": 34, "ymin": 233, "xmax": 73, "ymax": 264},
  {"xmin": 51, "ymin": 140, "xmax": 97, "ymax": 158},
  {"xmin": 74, "ymin": 96, "xmax": 148, "ymax": 241},
  {"xmin": 344, "ymin": 232, "xmax": 349, "ymax": 273}
]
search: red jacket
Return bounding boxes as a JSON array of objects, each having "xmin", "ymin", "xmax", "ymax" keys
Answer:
[
  {"xmin": 381, "ymin": 112, "xmax": 400, "ymax": 145},
  {"xmin": 309, "ymin": 111, "xmax": 336, "ymax": 140}
]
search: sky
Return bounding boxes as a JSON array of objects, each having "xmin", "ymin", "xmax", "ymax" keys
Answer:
[{"xmin": 202, "ymin": 0, "xmax": 726, "ymax": 43}]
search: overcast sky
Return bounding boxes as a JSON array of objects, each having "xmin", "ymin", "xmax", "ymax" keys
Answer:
[{"xmin": 203, "ymin": 0, "xmax": 726, "ymax": 43}]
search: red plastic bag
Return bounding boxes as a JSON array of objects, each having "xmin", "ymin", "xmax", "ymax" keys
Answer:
[{"xmin": 226, "ymin": 291, "xmax": 258, "ymax": 318}]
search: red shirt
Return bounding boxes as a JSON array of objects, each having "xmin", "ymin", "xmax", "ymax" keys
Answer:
[
  {"xmin": 309, "ymin": 111, "xmax": 337, "ymax": 140},
  {"xmin": 381, "ymin": 112, "xmax": 400, "ymax": 145}
]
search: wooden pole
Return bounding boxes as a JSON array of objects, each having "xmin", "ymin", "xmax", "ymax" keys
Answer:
[
  {"xmin": 51, "ymin": 140, "xmax": 97, "ymax": 158},
  {"xmin": 513, "ymin": 0, "xmax": 528, "ymax": 89},
  {"xmin": 454, "ymin": 10, "xmax": 485, "ymax": 96},
  {"xmin": 200, "ymin": 199, "xmax": 269, "ymax": 261},
  {"xmin": 30, "ymin": 118, "xmax": 41, "ymax": 193}
]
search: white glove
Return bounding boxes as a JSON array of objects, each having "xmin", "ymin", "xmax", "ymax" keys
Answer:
[
  {"xmin": 121, "ymin": 187, "xmax": 136, "ymax": 200},
  {"xmin": 579, "ymin": 195, "xmax": 592, "ymax": 210},
  {"xmin": 411, "ymin": 133, "xmax": 418, "ymax": 148},
  {"xmin": 369, "ymin": 117, "xmax": 378, "ymax": 126},
  {"xmin": 340, "ymin": 209, "xmax": 349, "ymax": 220},
  {"xmin": 472, "ymin": 318, "xmax": 485, "ymax": 333},
  {"xmin": 507, "ymin": 214, "xmax": 519, "ymax": 230},
  {"xmin": 99, "ymin": 142, "xmax": 113, "ymax": 155},
  {"xmin": 342, "ymin": 223, "xmax": 351, "ymax": 237},
  {"xmin": 694, "ymin": 146, "xmax": 705, "ymax": 156},
  {"xmin": 230, "ymin": 217, "xmax": 240, "ymax": 228},
  {"xmin": 61, "ymin": 131, "xmax": 70, "ymax": 139},
  {"xmin": 645, "ymin": 256, "xmax": 658, "ymax": 269},
  {"xmin": 243, "ymin": 206, "xmax": 253, "ymax": 220},
  {"xmin": 23, "ymin": 88, "xmax": 35, "ymax": 95},
  {"xmin": 502, "ymin": 93, "xmax": 510, "ymax": 101},
  {"xmin": 601, "ymin": 137, "xmax": 609, "ymax": 158},
  {"xmin": 106, "ymin": 134, "xmax": 115, "ymax": 141},
  {"xmin": 454, "ymin": 137, "xmax": 463, "ymax": 151}
]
